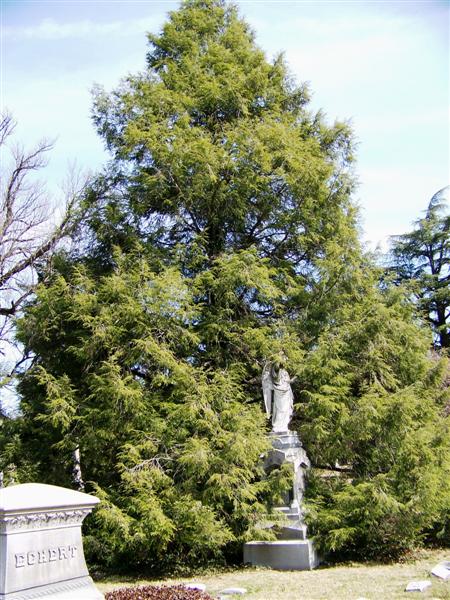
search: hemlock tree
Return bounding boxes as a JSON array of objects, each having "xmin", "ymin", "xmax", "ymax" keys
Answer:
[
  {"xmin": 4, "ymin": 0, "xmax": 449, "ymax": 567},
  {"xmin": 390, "ymin": 187, "xmax": 450, "ymax": 348}
]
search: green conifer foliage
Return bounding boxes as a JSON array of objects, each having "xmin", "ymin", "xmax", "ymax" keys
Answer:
[
  {"xmin": 13, "ymin": 251, "xmax": 275, "ymax": 569},
  {"xmin": 3, "ymin": 0, "xmax": 448, "ymax": 567},
  {"xmin": 300, "ymin": 273, "xmax": 450, "ymax": 559},
  {"xmin": 89, "ymin": 0, "xmax": 356, "ymax": 272},
  {"xmin": 390, "ymin": 187, "xmax": 450, "ymax": 348}
]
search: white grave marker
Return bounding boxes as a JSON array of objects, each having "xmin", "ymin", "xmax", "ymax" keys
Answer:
[
  {"xmin": 431, "ymin": 562, "xmax": 450, "ymax": 580},
  {"xmin": 0, "ymin": 483, "xmax": 103, "ymax": 599},
  {"xmin": 405, "ymin": 580, "xmax": 432, "ymax": 592}
]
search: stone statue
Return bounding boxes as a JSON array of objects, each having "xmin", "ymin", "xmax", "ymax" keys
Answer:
[
  {"xmin": 262, "ymin": 361, "xmax": 295, "ymax": 433},
  {"xmin": 246, "ymin": 360, "xmax": 318, "ymax": 571}
]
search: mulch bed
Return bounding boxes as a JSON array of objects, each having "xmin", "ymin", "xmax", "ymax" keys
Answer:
[{"xmin": 104, "ymin": 584, "xmax": 215, "ymax": 600}]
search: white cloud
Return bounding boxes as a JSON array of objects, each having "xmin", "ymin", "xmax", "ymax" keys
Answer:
[
  {"xmin": 354, "ymin": 107, "xmax": 450, "ymax": 136},
  {"xmin": 284, "ymin": 30, "xmax": 412, "ymax": 86},
  {"xmin": 256, "ymin": 12, "xmax": 405, "ymax": 39},
  {"xmin": 357, "ymin": 164, "xmax": 449, "ymax": 249},
  {"xmin": 360, "ymin": 106, "xmax": 449, "ymax": 128},
  {"xmin": 249, "ymin": 4, "xmax": 437, "ymax": 107},
  {"xmin": 4, "ymin": 16, "xmax": 159, "ymax": 41}
]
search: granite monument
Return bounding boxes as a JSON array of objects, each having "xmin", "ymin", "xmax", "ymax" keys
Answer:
[
  {"xmin": 0, "ymin": 483, "xmax": 103, "ymax": 599},
  {"xmin": 243, "ymin": 361, "xmax": 318, "ymax": 570}
]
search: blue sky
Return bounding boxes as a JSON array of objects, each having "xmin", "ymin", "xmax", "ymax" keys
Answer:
[{"xmin": 1, "ymin": 0, "xmax": 449, "ymax": 249}]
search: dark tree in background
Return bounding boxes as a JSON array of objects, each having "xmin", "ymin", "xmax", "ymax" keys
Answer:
[{"xmin": 390, "ymin": 186, "xmax": 449, "ymax": 348}]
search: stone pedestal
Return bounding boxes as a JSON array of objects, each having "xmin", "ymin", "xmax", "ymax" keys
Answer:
[
  {"xmin": 243, "ymin": 431, "xmax": 319, "ymax": 570},
  {"xmin": 244, "ymin": 540, "xmax": 318, "ymax": 571},
  {"xmin": 0, "ymin": 483, "xmax": 103, "ymax": 599}
]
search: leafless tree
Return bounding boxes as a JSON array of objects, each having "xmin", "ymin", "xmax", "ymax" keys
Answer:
[{"xmin": 0, "ymin": 112, "xmax": 87, "ymax": 406}]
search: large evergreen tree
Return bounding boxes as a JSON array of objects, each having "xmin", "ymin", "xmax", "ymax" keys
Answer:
[
  {"xmin": 89, "ymin": 0, "xmax": 356, "ymax": 269},
  {"xmin": 3, "ymin": 0, "xmax": 448, "ymax": 567}
]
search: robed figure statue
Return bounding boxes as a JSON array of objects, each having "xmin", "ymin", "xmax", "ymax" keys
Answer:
[{"xmin": 262, "ymin": 362, "xmax": 295, "ymax": 433}]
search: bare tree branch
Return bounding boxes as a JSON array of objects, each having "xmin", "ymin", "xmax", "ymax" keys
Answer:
[{"xmin": 0, "ymin": 113, "xmax": 88, "ymax": 397}]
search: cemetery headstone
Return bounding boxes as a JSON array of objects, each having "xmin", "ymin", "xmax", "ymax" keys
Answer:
[
  {"xmin": 0, "ymin": 482, "xmax": 103, "ymax": 599},
  {"xmin": 431, "ymin": 562, "xmax": 450, "ymax": 580},
  {"xmin": 405, "ymin": 581, "xmax": 432, "ymax": 592}
]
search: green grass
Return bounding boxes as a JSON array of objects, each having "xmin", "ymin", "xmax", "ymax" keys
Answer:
[{"xmin": 96, "ymin": 549, "xmax": 450, "ymax": 599}]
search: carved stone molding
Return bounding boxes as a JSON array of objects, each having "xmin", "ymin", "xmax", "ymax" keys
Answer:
[{"xmin": 0, "ymin": 509, "xmax": 91, "ymax": 533}]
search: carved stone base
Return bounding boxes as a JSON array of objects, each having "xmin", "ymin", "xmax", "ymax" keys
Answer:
[{"xmin": 0, "ymin": 576, "xmax": 103, "ymax": 599}]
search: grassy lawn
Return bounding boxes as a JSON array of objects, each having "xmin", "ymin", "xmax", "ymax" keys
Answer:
[{"xmin": 96, "ymin": 549, "xmax": 450, "ymax": 600}]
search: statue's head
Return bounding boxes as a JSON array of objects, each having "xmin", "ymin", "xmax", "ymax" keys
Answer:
[
  {"xmin": 271, "ymin": 357, "xmax": 285, "ymax": 380},
  {"xmin": 272, "ymin": 352, "xmax": 286, "ymax": 371}
]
